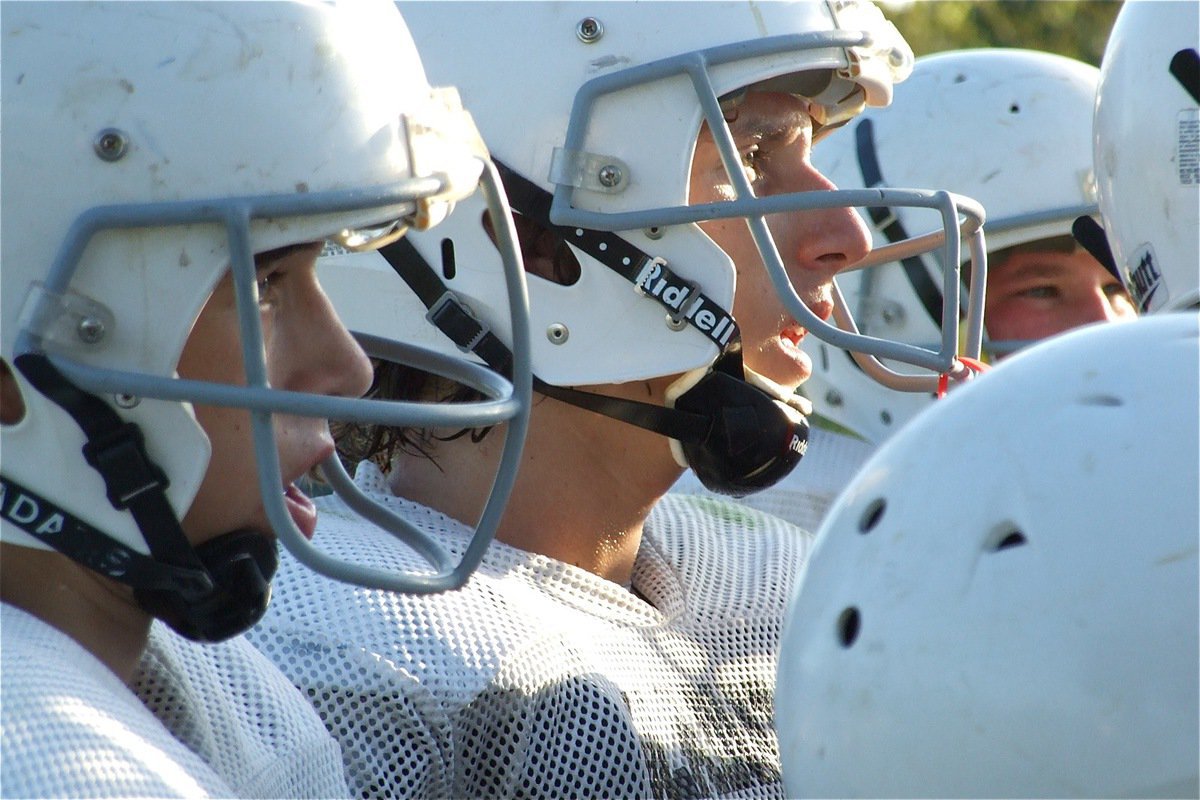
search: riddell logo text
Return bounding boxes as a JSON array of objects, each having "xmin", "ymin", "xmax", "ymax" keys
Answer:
[
  {"xmin": 789, "ymin": 434, "xmax": 807, "ymax": 456},
  {"xmin": 1130, "ymin": 248, "xmax": 1163, "ymax": 313},
  {"xmin": 635, "ymin": 260, "xmax": 736, "ymax": 347}
]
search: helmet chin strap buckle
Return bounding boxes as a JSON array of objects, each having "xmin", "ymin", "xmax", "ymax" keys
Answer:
[
  {"xmin": 666, "ymin": 354, "xmax": 810, "ymax": 498},
  {"xmin": 11, "ymin": 352, "xmax": 278, "ymax": 643},
  {"xmin": 135, "ymin": 530, "xmax": 278, "ymax": 643}
]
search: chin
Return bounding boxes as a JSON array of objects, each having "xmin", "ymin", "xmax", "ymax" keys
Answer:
[{"xmin": 748, "ymin": 347, "xmax": 811, "ymax": 391}]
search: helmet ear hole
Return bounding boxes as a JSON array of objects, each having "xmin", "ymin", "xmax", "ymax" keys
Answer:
[
  {"xmin": 480, "ymin": 209, "xmax": 581, "ymax": 287},
  {"xmin": 1, "ymin": 359, "xmax": 27, "ymax": 426}
]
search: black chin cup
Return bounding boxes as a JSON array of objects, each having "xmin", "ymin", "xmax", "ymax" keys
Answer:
[
  {"xmin": 673, "ymin": 369, "xmax": 809, "ymax": 497},
  {"xmin": 134, "ymin": 530, "xmax": 278, "ymax": 643}
]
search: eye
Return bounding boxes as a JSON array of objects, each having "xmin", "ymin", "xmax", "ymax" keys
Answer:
[
  {"xmin": 1020, "ymin": 285, "xmax": 1059, "ymax": 300},
  {"xmin": 255, "ymin": 270, "xmax": 281, "ymax": 306},
  {"xmin": 740, "ymin": 144, "xmax": 762, "ymax": 183}
]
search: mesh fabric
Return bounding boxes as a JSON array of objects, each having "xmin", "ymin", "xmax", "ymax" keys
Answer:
[
  {"xmin": 1, "ymin": 603, "xmax": 349, "ymax": 798},
  {"xmin": 249, "ymin": 462, "xmax": 813, "ymax": 800}
]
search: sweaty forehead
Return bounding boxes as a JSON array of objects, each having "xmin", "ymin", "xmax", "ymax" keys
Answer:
[
  {"xmin": 990, "ymin": 247, "xmax": 1109, "ymax": 282},
  {"xmin": 736, "ymin": 92, "xmax": 814, "ymax": 132}
]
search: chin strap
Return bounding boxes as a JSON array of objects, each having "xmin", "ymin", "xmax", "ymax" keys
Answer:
[
  {"xmin": 7, "ymin": 353, "xmax": 276, "ymax": 642},
  {"xmin": 377, "ymin": 163, "xmax": 811, "ymax": 496}
]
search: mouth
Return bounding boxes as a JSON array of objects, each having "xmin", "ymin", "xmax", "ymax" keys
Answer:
[
  {"xmin": 780, "ymin": 326, "xmax": 807, "ymax": 349},
  {"xmin": 779, "ymin": 297, "xmax": 834, "ymax": 350},
  {"xmin": 278, "ymin": 439, "xmax": 334, "ymax": 542},
  {"xmin": 283, "ymin": 482, "xmax": 318, "ymax": 541}
]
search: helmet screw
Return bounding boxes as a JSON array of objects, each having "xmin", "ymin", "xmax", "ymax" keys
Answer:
[
  {"xmin": 93, "ymin": 128, "xmax": 129, "ymax": 162},
  {"xmin": 644, "ymin": 226, "xmax": 664, "ymax": 240},
  {"xmin": 825, "ymin": 389, "xmax": 844, "ymax": 407},
  {"xmin": 597, "ymin": 164, "xmax": 623, "ymax": 188},
  {"xmin": 546, "ymin": 323, "xmax": 570, "ymax": 344},
  {"xmin": 77, "ymin": 315, "xmax": 107, "ymax": 344},
  {"xmin": 114, "ymin": 393, "xmax": 140, "ymax": 409},
  {"xmin": 576, "ymin": 17, "xmax": 603, "ymax": 43}
]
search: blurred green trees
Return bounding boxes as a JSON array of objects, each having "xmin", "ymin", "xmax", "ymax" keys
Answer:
[{"xmin": 881, "ymin": 0, "xmax": 1122, "ymax": 65}]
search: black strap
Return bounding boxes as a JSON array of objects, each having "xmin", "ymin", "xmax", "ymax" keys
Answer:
[
  {"xmin": 494, "ymin": 161, "xmax": 739, "ymax": 350},
  {"xmin": 378, "ymin": 238, "xmax": 514, "ymax": 377},
  {"xmin": 0, "ymin": 472, "xmax": 214, "ymax": 597},
  {"xmin": 1071, "ymin": 215, "xmax": 1121, "ymax": 280},
  {"xmin": 376, "ymin": 234, "xmax": 716, "ymax": 446},
  {"xmin": 532, "ymin": 378, "xmax": 709, "ymax": 443},
  {"xmin": 855, "ymin": 119, "xmax": 946, "ymax": 328},
  {"xmin": 1171, "ymin": 48, "xmax": 1200, "ymax": 105},
  {"xmin": 13, "ymin": 353, "xmax": 211, "ymax": 589}
]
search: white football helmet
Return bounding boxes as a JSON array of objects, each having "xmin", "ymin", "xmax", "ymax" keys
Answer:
[
  {"xmin": 0, "ymin": 1, "xmax": 531, "ymax": 641},
  {"xmin": 326, "ymin": 0, "xmax": 985, "ymax": 495},
  {"xmin": 777, "ymin": 312, "xmax": 1200, "ymax": 798},
  {"xmin": 1094, "ymin": 0, "xmax": 1200, "ymax": 312},
  {"xmin": 804, "ymin": 48, "xmax": 1103, "ymax": 443}
]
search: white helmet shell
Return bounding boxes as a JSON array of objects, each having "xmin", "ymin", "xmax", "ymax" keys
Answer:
[
  {"xmin": 777, "ymin": 312, "xmax": 1200, "ymax": 798},
  {"xmin": 344, "ymin": 0, "xmax": 939, "ymax": 387},
  {"xmin": 1, "ymin": 0, "xmax": 529, "ymax": 595},
  {"xmin": 1094, "ymin": 0, "xmax": 1200, "ymax": 313}
]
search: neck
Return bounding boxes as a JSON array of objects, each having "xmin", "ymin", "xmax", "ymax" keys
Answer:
[
  {"xmin": 389, "ymin": 381, "xmax": 684, "ymax": 586},
  {"xmin": 1, "ymin": 542, "xmax": 152, "ymax": 683}
]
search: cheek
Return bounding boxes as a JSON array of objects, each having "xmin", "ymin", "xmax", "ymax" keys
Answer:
[
  {"xmin": 181, "ymin": 404, "xmax": 259, "ymax": 542},
  {"xmin": 178, "ymin": 313, "xmax": 247, "ymax": 386},
  {"xmin": 985, "ymin": 298, "xmax": 1054, "ymax": 341}
]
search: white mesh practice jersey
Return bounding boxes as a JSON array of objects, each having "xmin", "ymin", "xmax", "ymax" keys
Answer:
[
  {"xmin": 671, "ymin": 425, "xmax": 876, "ymax": 532},
  {"xmin": 1, "ymin": 602, "xmax": 350, "ymax": 798},
  {"xmin": 248, "ymin": 462, "xmax": 814, "ymax": 800}
]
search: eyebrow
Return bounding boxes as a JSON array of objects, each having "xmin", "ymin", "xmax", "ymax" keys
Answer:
[
  {"xmin": 729, "ymin": 103, "xmax": 812, "ymax": 143},
  {"xmin": 996, "ymin": 264, "xmax": 1077, "ymax": 285}
]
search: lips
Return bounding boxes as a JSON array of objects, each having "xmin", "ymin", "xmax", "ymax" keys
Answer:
[
  {"xmin": 780, "ymin": 327, "xmax": 807, "ymax": 348},
  {"xmin": 283, "ymin": 482, "xmax": 318, "ymax": 540}
]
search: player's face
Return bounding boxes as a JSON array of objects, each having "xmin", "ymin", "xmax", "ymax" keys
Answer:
[
  {"xmin": 176, "ymin": 242, "xmax": 373, "ymax": 547},
  {"xmin": 689, "ymin": 91, "xmax": 870, "ymax": 390},
  {"xmin": 985, "ymin": 245, "xmax": 1137, "ymax": 350}
]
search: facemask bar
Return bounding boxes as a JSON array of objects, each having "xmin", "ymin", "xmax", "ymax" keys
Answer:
[
  {"xmin": 843, "ymin": 200, "xmax": 1101, "ymax": 366},
  {"xmin": 277, "ymin": 162, "xmax": 533, "ymax": 593},
  {"xmin": 548, "ymin": 32, "xmax": 986, "ymax": 387},
  {"xmin": 16, "ymin": 161, "xmax": 533, "ymax": 594}
]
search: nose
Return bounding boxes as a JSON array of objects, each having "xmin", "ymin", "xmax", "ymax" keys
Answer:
[
  {"xmin": 773, "ymin": 165, "xmax": 871, "ymax": 285},
  {"xmin": 285, "ymin": 275, "xmax": 374, "ymax": 400}
]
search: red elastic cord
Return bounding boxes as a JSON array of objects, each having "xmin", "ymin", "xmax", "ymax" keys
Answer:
[{"xmin": 937, "ymin": 357, "xmax": 990, "ymax": 399}]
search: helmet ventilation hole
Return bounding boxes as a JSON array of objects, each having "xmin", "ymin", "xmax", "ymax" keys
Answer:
[
  {"xmin": 986, "ymin": 525, "xmax": 1027, "ymax": 552},
  {"xmin": 1009, "ymin": 102, "xmax": 1021, "ymax": 114},
  {"xmin": 440, "ymin": 238, "xmax": 456, "ymax": 280},
  {"xmin": 858, "ymin": 498, "xmax": 886, "ymax": 534},
  {"xmin": 1080, "ymin": 394, "xmax": 1123, "ymax": 407},
  {"xmin": 837, "ymin": 607, "xmax": 861, "ymax": 648}
]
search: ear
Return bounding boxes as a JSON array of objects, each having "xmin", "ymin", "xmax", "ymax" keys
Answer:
[{"xmin": 1, "ymin": 359, "xmax": 27, "ymax": 425}]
